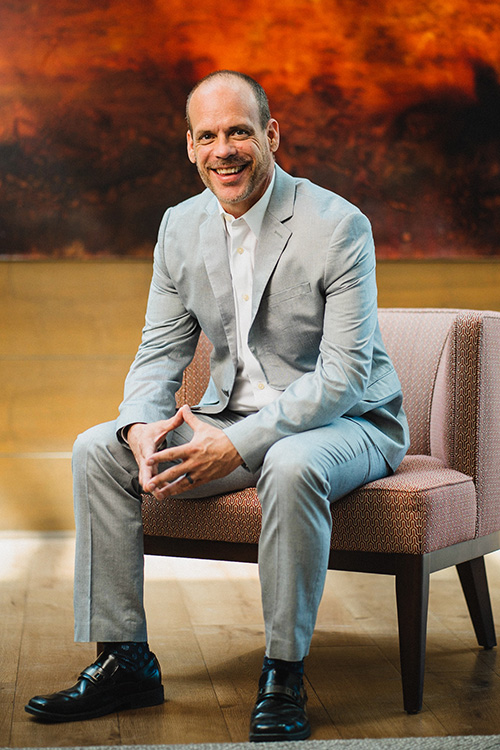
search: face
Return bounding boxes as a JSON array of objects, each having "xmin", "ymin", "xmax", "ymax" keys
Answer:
[{"xmin": 186, "ymin": 78, "xmax": 280, "ymax": 217}]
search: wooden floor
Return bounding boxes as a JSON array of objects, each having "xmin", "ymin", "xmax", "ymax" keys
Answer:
[{"xmin": 2, "ymin": 533, "xmax": 500, "ymax": 747}]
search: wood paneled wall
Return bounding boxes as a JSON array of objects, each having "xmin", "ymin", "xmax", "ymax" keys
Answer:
[{"xmin": 2, "ymin": 260, "xmax": 500, "ymax": 530}]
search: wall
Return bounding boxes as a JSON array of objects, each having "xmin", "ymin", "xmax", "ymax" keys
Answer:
[{"xmin": 2, "ymin": 260, "xmax": 500, "ymax": 530}]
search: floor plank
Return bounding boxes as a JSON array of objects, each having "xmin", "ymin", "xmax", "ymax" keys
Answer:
[
  {"xmin": 0, "ymin": 537, "xmax": 35, "ymax": 746},
  {"xmin": 306, "ymin": 645, "xmax": 447, "ymax": 739}
]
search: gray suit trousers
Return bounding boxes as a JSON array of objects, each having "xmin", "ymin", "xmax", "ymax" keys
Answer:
[{"xmin": 73, "ymin": 412, "xmax": 389, "ymax": 660}]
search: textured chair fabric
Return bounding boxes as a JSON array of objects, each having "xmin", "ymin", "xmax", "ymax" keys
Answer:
[
  {"xmin": 142, "ymin": 457, "xmax": 476, "ymax": 554},
  {"xmin": 142, "ymin": 308, "xmax": 500, "ymax": 556}
]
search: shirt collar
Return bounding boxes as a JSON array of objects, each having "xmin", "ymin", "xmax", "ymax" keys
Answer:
[{"xmin": 219, "ymin": 167, "xmax": 276, "ymax": 239}]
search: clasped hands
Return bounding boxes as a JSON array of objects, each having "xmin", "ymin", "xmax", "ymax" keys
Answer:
[{"xmin": 127, "ymin": 404, "xmax": 243, "ymax": 500}]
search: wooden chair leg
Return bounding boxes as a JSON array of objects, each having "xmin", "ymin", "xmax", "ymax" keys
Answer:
[
  {"xmin": 456, "ymin": 556, "xmax": 497, "ymax": 649},
  {"xmin": 395, "ymin": 555, "xmax": 430, "ymax": 714}
]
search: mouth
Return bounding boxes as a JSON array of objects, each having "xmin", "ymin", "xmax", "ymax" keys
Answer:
[{"xmin": 210, "ymin": 164, "xmax": 247, "ymax": 176}]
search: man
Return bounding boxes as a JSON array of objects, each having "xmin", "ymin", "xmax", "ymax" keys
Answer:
[{"xmin": 26, "ymin": 70, "xmax": 409, "ymax": 741}]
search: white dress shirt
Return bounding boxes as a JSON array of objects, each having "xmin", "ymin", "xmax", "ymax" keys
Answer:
[{"xmin": 219, "ymin": 170, "xmax": 280, "ymax": 414}]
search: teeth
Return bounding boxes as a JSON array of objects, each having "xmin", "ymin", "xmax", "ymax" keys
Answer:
[{"xmin": 215, "ymin": 167, "xmax": 243, "ymax": 174}]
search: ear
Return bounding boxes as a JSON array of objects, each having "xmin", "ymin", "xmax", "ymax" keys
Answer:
[
  {"xmin": 267, "ymin": 119, "xmax": 280, "ymax": 153},
  {"xmin": 186, "ymin": 130, "xmax": 196, "ymax": 164}
]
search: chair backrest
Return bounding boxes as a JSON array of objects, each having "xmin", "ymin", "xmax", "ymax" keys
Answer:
[
  {"xmin": 175, "ymin": 333, "xmax": 211, "ymax": 408},
  {"xmin": 379, "ymin": 308, "xmax": 500, "ymax": 537},
  {"xmin": 176, "ymin": 309, "xmax": 500, "ymax": 537}
]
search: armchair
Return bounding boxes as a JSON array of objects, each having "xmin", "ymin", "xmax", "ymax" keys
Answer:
[{"xmin": 142, "ymin": 308, "xmax": 500, "ymax": 714}]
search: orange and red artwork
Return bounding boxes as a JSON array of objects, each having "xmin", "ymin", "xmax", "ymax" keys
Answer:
[{"xmin": 0, "ymin": 0, "xmax": 499, "ymax": 258}]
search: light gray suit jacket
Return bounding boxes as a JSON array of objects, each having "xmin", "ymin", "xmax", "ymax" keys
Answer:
[{"xmin": 117, "ymin": 165, "xmax": 410, "ymax": 474}]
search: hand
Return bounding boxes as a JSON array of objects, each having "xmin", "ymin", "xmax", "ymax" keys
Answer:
[
  {"xmin": 144, "ymin": 405, "xmax": 243, "ymax": 499},
  {"xmin": 127, "ymin": 418, "xmax": 178, "ymax": 492}
]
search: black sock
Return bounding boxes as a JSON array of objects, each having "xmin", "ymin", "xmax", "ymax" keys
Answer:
[
  {"xmin": 103, "ymin": 641, "xmax": 152, "ymax": 670},
  {"xmin": 263, "ymin": 655, "xmax": 304, "ymax": 676}
]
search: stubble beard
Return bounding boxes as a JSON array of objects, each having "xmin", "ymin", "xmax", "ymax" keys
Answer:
[{"xmin": 196, "ymin": 153, "xmax": 273, "ymax": 208}]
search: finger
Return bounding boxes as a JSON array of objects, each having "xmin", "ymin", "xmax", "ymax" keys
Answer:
[
  {"xmin": 146, "ymin": 460, "xmax": 192, "ymax": 491},
  {"xmin": 151, "ymin": 471, "xmax": 196, "ymax": 499},
  {"xmin": 152, "ymin": 413, "xmax": 184, "ymax": 446},
  {"xmin": 177, "ymin": 404, "xmax": 201, "ymax": 429},
  {"xmin": 146, "ymin": 443, "xmax": 190, "ymax": 468},
  {"xmin": 138, "ymin": 457, "xmax": 159, "ymax": 490},
  {"xmin": 148, "ymin": 468, "xmax": 189, "ymax": 492}
]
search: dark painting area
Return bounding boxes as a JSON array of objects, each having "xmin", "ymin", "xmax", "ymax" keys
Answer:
[
  {"xmin": 0, "ymin": 69, "xmax": 196, "ymax": 258},
  {"xmin": 1, "ymin": 0, "xmax": 499, "ymax": 259}
]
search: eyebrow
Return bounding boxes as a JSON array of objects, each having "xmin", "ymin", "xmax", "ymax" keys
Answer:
[{"xmin": 194, "ymin": 123, "xmax": 255, "ymax": 139}]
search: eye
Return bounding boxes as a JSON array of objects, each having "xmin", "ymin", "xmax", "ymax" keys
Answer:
[{"xmin": 232, "ymin": 128, "xmax": 250, "ymax": 138}]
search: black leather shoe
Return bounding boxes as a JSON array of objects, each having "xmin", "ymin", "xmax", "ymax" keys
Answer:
[
  {"xmin": 25, "ymin": 651, "xmax": 164, "ymax": 723},
  {"xmin": 249, "ymin": 668, "xmax": 311, "ymax": 742}
]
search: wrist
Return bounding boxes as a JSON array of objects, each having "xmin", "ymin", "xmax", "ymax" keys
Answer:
[{"xmin": 124, "ymin": 422, "xmax": 146, "ymax": 443}]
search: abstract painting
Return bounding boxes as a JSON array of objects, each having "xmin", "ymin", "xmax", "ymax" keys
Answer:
[{"xmin": 1, "ymin": 0, "xmax": 499, "ymax": 258}]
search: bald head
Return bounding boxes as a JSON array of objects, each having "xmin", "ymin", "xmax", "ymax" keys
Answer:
[{"xmin": 186, "ymin": 70, "xmax": 272, "ymax": 133}]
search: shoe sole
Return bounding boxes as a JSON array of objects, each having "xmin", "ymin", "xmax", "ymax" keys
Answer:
[
  {"xmin": 249, "ymin": 724, "xmax": 311, "ymax": 742},
  {"xmin": 25, "ymin": 685, "xmax": 164, "ymax": 723}
]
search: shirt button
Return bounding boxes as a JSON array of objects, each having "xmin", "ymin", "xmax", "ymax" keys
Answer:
[
  {"xmin": 257, "ymin": 382, "xmax": 265, "ymax": 390},
  {"xmin": 237, "ymin": 247, "xmax": 244, "ymax": 254},
  {"xmin": 242, "ymin": 293, "xmax": 250, "ymax": 301}
]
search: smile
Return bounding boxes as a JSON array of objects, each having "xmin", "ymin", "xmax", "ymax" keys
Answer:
[{"xmin": 212, "ymin": 165, "xmax": 246, "ymax": 175}]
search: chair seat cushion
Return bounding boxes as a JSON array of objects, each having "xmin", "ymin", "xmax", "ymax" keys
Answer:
[
  {"xmin": 142, "ymin": 486, "xmax": 263, "ymax": 545},
  {"xmin": 141, "ymin": 455, "xmax": 477, "ymax": 555},
  {"xmin": 330, "ymin": 454, "xmax": 476, "ymax": 554}
]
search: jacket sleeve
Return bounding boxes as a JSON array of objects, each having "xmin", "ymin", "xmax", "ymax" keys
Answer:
[
  {"xmin": 223, "ymin": 210, "xmax": 380, "ymax": 473},
  {"xmin": 116, "ymin": 209, "xmax": 200, "ymax": 433}
]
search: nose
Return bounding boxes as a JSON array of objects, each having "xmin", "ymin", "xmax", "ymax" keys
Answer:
[{"xmin": 213, "ymin": 133, "xmax": 237, "ymax": 160}]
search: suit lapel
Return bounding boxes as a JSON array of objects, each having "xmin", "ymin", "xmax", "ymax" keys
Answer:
[
  {"xmin": 200, "ymin": 203, "xmax": 238, "ymax": 362},
  {"xmin": 251, "ymin": 166, "xmax": 295, "ymax": 320}
]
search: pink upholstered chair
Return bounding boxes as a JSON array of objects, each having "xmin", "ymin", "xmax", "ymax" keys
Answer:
[{"xmin": 142, "ymin": 308, "xmax": 500, "ymax": 714}]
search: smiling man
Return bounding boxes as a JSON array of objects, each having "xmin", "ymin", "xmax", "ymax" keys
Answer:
[{"xmin": 26, "ymin": 71, "xmax": 409, "ymax": 741}]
